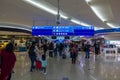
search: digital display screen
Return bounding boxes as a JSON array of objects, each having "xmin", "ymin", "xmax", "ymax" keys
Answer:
[
  {"xmin": 32, "ymin": 26, "xmax": 52, "ymax": 35},
  {"xmin": 74, "ymin": 26, "xmax": 94, "ymax": 36},
  {"xmin": 32, "ymin": 26, "xmax": 94, "ymax": 36},
  {"xmin": 52, "ymin": 26, "xmax": 74, "ymax": 36}
]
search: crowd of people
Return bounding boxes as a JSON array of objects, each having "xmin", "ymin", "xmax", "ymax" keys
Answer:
[
  {"xmin": 0, "ymin": 40, "xmax": 101, "ymax": 80},
  {"xmin": 28, "ymin": 40, "xmax": 101, "ymax": 74}
]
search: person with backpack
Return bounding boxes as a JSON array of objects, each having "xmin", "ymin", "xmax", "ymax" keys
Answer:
[
  {"xmin": 28, "ymin": 41, "xmax": 37, "ymax": 72},
  {"xmin": 0, "ymin": 43, "xmax": 16, "ymax": 80}
]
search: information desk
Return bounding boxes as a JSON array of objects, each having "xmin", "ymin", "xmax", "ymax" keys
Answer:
[
  {"xmin": 103, "ymin": 48, "xmax": 118, "ymax": 62},
  {"xmin": 103, "ymin": 48, "xmax": 117, "ymax": 56}
]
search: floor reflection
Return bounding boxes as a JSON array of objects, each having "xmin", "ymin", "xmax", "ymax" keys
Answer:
[{"xmin": 11, "ymin": 52, "xmax": 120, "ymax": 80}]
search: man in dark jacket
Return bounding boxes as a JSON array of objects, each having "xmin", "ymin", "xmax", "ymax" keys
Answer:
[
  {"xmin": 94, "ymin": 42, "xmax": 100, "ymax": 55},
  {"xmin": 28, "ymin": 41, "xmax": 37, "ymax": 72},
  {"xmin": 59, "ymin": 43, "xmax": 64, "ymax": 57},
  {"xmin": 85, "ymin": 42, "xmax": 91, "ymax": 59},
  {"xmin": 43, "ymin": 42, "xmax": 48, "ymax": 55},
  {"xmin": 49, "ymin": 42, "xmax": 54, "ymax": 57}
]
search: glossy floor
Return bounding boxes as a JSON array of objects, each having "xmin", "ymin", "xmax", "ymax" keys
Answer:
[{"xmin": 11, "ymin": 52, "xmax": 120, "ymax": 80}]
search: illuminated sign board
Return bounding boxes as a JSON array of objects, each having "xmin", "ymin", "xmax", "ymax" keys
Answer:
[{"xmin": 32, "ymin": 26, "xmax": 94, "ymax": 36}]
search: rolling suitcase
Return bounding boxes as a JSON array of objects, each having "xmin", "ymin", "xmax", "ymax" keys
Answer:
[{"xmin": 36, "ymin": 60, "xmax": 42, "ymax": 69}]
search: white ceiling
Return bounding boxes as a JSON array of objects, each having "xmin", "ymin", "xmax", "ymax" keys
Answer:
[
  {"xmin": 0, "ymin": 0, "xmax": 120, "ymax": 39},
  {"xmin": 110, "ymin": 0, "xmax": 120, "ymax": 26},
  {"xmin": 0, "ymin": 0, "xmax": 110, "ymax": 27},
  {"xmin": 45, "ymin": 0, "xmax": 109, "ymax": 28}
]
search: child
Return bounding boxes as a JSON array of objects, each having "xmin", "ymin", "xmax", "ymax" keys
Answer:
[
  {"xmin": 42, "ymin": 54, "xmax": 47, "ymax": 75},
  {"xmin": 40, "ymin": 47, "xmax": 44, "ymax": 55}
]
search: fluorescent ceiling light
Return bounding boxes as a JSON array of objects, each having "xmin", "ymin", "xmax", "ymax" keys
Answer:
[
  {"xmin": 71, "ymin": 19, "xmax": 90, "ymax": 26},
  {"xmin": 0, "ymin": 22, "xmax": 31, "ymax": 29},
  {"xmin": 85, "ymin": 0, "xmax": 92, "ymax": 2},
  {"xmin": 23, "ymin": 0, "xmax": 91, "ymax": 27},
  {"xmin": 80, "ymin": 22, "xmax": 90, "ymax": 26},
  {"xmin": 23, "ymin": 0, "xmax": 68, "ymax": 19},
  {"xmin": 0, "ymin": 25, "xmax": 31, "ymax": 32},
  {"xmin": 94, "ymin": 27, "xmax": 104, "ymax": 30},
  {"xmin": 60, "ymin": 14, "xmax": 68, "ymax": 19},
  {"xmin": 91, "ymin": 6, "xmax": 106, "ymax": 21},
  {"xmin": 23, "ymin": 0, "xmax": 56, "ymax": 15},
  {"xmin": 106, "ymin": 23, "xmax": 116, "ymax": 28},
  {"xmin": 85, "ymin": 0, "xmax": 117, "ymax": 28},
  {"xmin": 99, "ymin": 28, "xmax": 104, "ymax": 29},
  {"xmin": 71, "ymin": 19, "xmax": 81, "ymax": 25}
]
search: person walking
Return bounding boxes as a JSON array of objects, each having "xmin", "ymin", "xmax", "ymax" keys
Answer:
[
  {"xmin": 48, "ymin": 42, "xmax": 54, "ymax": 57},
  {"xmin": 59, "ymin": 43, "xmax": 64, "ymax": 57},
  {"xmin": 70, "ymin": 47, "xmax": 77, "ymax": 64},
  {"xmin": 54, "ymin": 43, "xmax": 57, "ymax": 57},
  {"xmin": 0, "ymin": 43, "xmax": 16, "ymax": 80},
  {"xmin": 43, "ymin": 42, "xmax": 48, "ymax": 55},
  {"xmin": 94, "ymin": 42, "xmax": 100, "ymax": 59},
  {"xmin": 85, "ymin": 42, "xmax": 91, "ymax": 59},
  {"xmin": 28, "ymin": 41, "xmax": 37, "ymax": 72}
]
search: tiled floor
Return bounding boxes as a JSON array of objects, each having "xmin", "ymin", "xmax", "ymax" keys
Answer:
[{"xmin": 11, "ymin": 52, "xmax": 120, "ymax": 80}]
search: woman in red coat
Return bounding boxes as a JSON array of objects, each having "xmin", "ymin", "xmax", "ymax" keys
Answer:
[{"xmin": 0, "ymin": 43, "xmax": 16, "ymax": 80}]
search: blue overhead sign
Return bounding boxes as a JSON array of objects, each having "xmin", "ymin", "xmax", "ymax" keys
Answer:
[
  {"xmin": 32, "ymin": 26, "xmax": 52, "ymax": 35},
  {"xmin": 32, "ymin": 26, "xmax": 94, "ymax": 36},
  {"xmin": 95, "ymin": 28, "xmax": 120, "ymax": 34},
  {"xmin": 74, "ymin": 26, "xmax": 94, "ymax": 36},
  {"xmin": 52, "ymin": 26, "xmax": 74, "ymax": 36}
]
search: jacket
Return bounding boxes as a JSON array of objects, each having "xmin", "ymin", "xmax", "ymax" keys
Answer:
[{"xmin": 0, "ymin": 50, "xmax": 16, "ymax": 80}]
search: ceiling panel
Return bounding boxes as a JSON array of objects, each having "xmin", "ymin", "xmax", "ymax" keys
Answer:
[
  {"xmin": 0, "ymin": 0, "xmax": 110, "ymax": 28},
  {"xmin": 109, "ymin": 0, "xmax": 120, "ymax": 27},
  {"xmin": 0, "ymin": 0, "xmax": 59, "ymax": 27}
]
